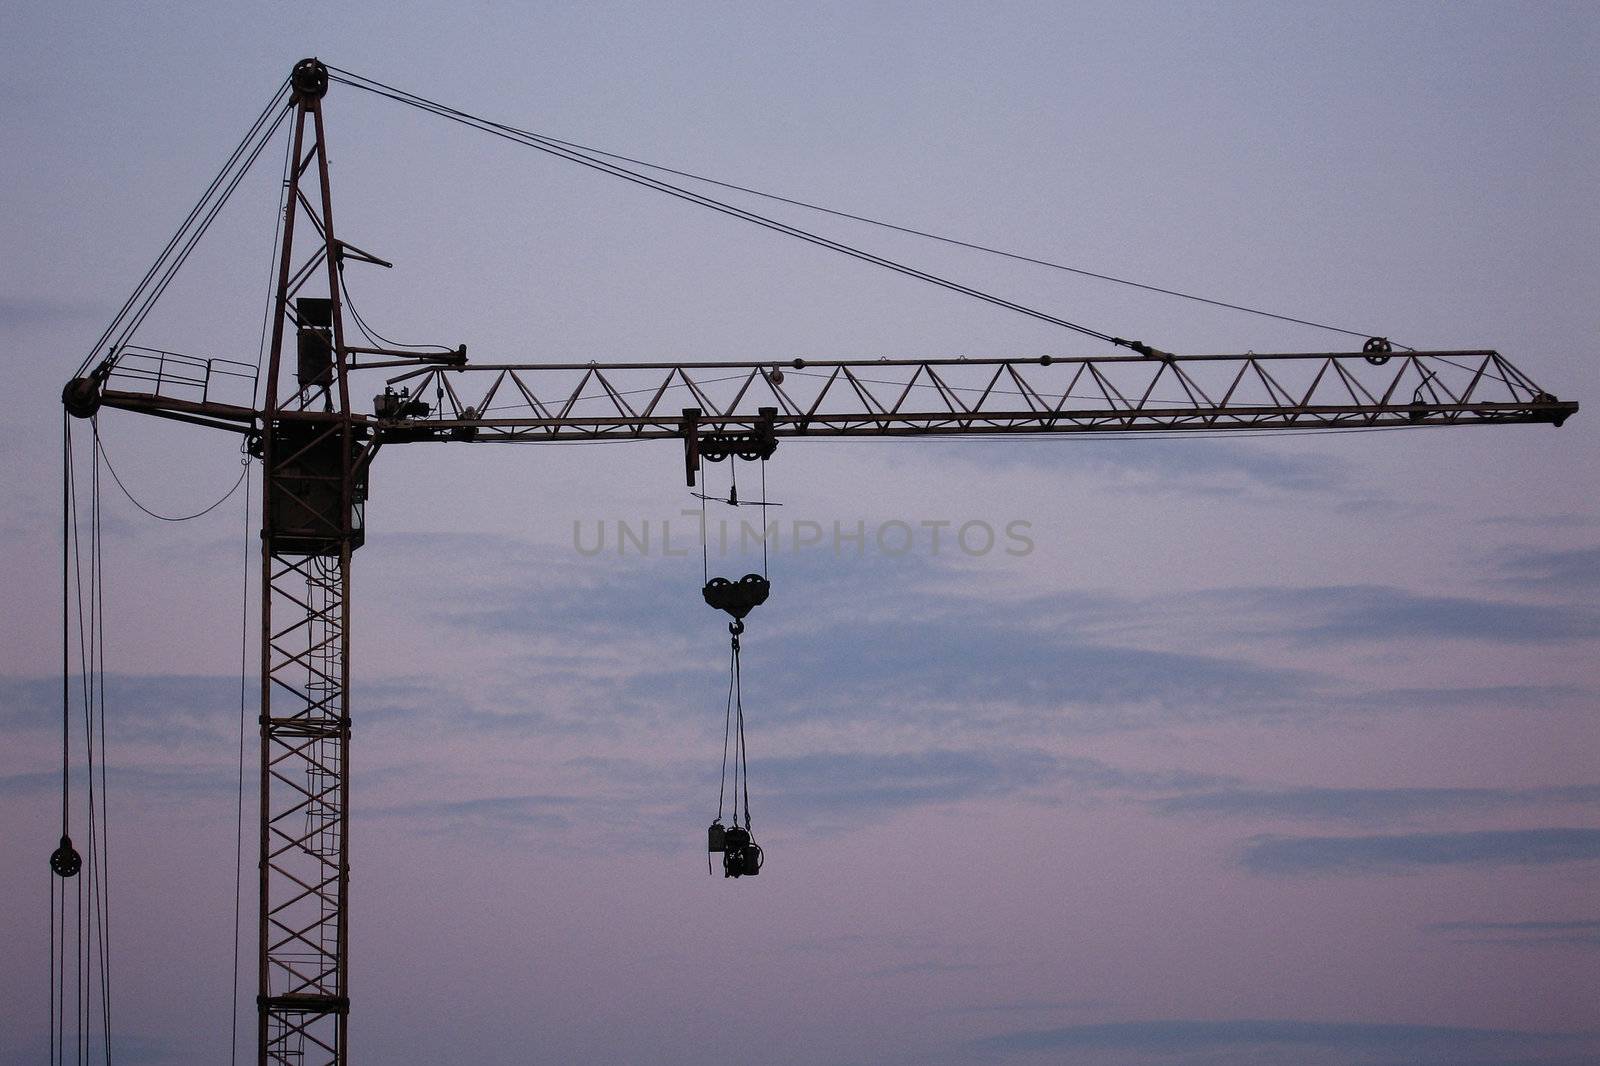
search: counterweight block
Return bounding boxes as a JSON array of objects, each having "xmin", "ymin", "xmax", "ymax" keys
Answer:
[{"xmin": 265, "ymin": 420, "xmax": 367, "ymax": 557}]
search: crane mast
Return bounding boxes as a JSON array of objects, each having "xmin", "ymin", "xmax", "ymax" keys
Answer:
[
  {"xmin": 255, "ymin": 60, "xmax": 361, "ymax": 1063},
  {"xmin": 56, "ymin": 59, "xmax": 1577, "ymax": 1066}
]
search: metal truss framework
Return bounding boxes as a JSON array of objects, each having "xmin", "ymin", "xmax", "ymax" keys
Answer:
[
  {"xmin": 373, "ymin": 347, "xmax": 1575, "ymax": 445},
  {"xmin": 253, "ymin": 62, "xmax": 363, "ymax": 1066},
  {"xmin": 100, "ymin": 346, "xmax": 1577, "ymax": 446},
  {"xmin": 63, "ymin": 59, "xmax": 1579, "ymax": 1066}
]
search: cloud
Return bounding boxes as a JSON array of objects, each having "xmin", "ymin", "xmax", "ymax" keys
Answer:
[
  {"xmin": 375, "ymin": 745, "xmax": 1229, "ymax": 850},
  {"xmin": 0, "ymin": 763, "xmax": 239, "ymax": 800},
  {"xmin": 932, "ymin": 437, "xmax": 1354, "ymax": 497},
  {"xmin": 570, "ymin": 747, "xmax": 1170, "ymax": 822},
  {"xmin": 1, "ymin": 1032, "xmax": 176, "ymax": 1066},
  {"xmin": 0, "ymin": 295, "xmax": 101, "ymax": 330},
  {"xmin": 1479, "ymin": 513, "xmax": 1598, "ymax": 530},
  {"xmin": 969, "ymin": 1018, "xmax": 1590, "ymax": 1062},
  {"xmin": 1240, "ymin": 829, "xmax": 1600, "ymax": 875},
  {"xmin": 937, "ymin": 999, "xmax": 1112, "ymax": 1016},
  {"xmin": 0, "ymin": 673, "xmax": 247, "ymax": 737},
  {"xmin": 1428, "ymin": 919, "xmax": 1600, "ymax": 933},
  {"xmin": 427, "ymin": 546, "xmax": 1598, "ymax": 745},
  {"xmin": 1337, "ymin": 684, "xmax": 1589, "ymax": 715},
  {"xmin": 742, "ymin": 621, "xmax": 1318, "ymax": 735},
  {"xmin": 1218, "ymin": 585, "xmax": 1600, "ymax": 645},
  {"xmin": 1425, "ymin": 919, "xmax": 1600, "ymax": 949},
  {"xmin": 1152, "ymin": 785, "xmax": 1600, "ymax": 823},
  {"xmin": 753, "ymin": 749, "xmax": 1055, "ymax": 814},
  {"xmin": 434, "ymin": 550, "xmax": 1328, "ymax": 734},
  {"xmin": 870, "ymin": 960, "xmax": 988, "ymax": 977},
  {"xmin": 1494, "ymin": 545, "xmax": 1600, "ymax": 595},
  {"xmin": 366, "ymin": 792, "xmax": 580, "ymax": 834}
]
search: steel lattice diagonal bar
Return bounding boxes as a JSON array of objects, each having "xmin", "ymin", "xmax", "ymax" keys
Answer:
[{"xmin": 360, "ymin": 350, "xmax": 1575, "ymax": 444}]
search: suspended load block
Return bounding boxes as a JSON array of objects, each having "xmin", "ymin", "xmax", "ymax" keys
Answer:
[
  {"xmin": 266, "ymin": 420, "xmax": 367, "ymax": 557},
  {"xmin": 703, "ymin": 573, "xmax": 770, "ymax": 620}
]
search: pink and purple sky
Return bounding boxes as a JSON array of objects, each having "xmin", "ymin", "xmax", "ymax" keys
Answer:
[{"xmin": 2, "ymin": 3, "xmax": 1597, "ymax": 1064}]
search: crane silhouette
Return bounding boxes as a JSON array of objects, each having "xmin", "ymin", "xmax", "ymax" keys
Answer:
[{"xmin": 53, "ymin": 59, "xmax": 1577, "ymax": 1065}]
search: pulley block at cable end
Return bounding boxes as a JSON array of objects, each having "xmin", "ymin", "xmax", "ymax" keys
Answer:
[
  {"xmin": 49, "ymin": 835, "xmax": 81, "ymax": 878},
  {"xmin": 62, "ymin": 377, "xmax": 103, "ymax": 419},
  {"xmin": 708, "ymin": 822, "xmax": 763, "ymax": 878},
  {"xmin": 291, "ymin": 58, "xmax": 329, "ymax": 100},
  {"xmin": 703, "ymin": 574, "xmax": 770, "ymax": 620}
]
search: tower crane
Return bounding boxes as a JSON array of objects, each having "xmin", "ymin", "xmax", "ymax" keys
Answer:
[{"xmin": 52, "ymin": 59, "xmax": 1578, "ymax": 1066}]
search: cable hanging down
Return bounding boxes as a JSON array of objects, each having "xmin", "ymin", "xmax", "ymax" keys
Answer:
[
  {"xmin": 707, "ymin": 618, "xmax": 763, "ymax": 879},
  {"xmin": 52, "ymin": 415, "xmax": 116, "ymax": 1065},
  {"xmin": 697, "ymin": 448, "xmax": 774, "ymax": 879}
]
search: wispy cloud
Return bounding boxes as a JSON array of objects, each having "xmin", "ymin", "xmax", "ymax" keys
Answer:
[
  {"xmin": 0, "ymin": 763, "xmax": 239, "ymax": 800},
  {"xmin": 1218, "ymin": 585, "xmax": 1600, "ymax": 645},
  {"xmin": 0, "ymin": 295, "xmax": 101, "ymax": 330},
  {"xmin": 366, "ymin": 792, "xmax": 581, "ymax": 833},
  {"xmin": 1338, "ymin": 684, "xmax": 1589, "ymax": 715},
  {"xmin": 934, "ymin": 437, "xmax": 1355, "ymax": 498},
  {"xmin": 936, "ymin": 999, "xmax": 1112, "ymax": 1016},
  {"xmin": 1429, "ymin": 919, "xmax": 1600, "ymax": 933},
  {"xmin": 754, "ymin": 748, "xmax": 1056, "ymax": 813},
  {"xmin": 1493, "ymin": 545, "xmax": 1600, "ymax": 595},
  {"xmin": 1479, "ymin": 513, "xmax": 1598, "ymax": 530},
  {"xmin": 969, "ymin": 1018, "xmax": 1590, "ymax": 1061},
  {"xmin": 1153, "ymin": 785, "xmax": 1600, "ymax": 824},
  {"xmin": 0, "ymin": 673, "xmax": 247, "ymax": 737},
  {"xmin": 1240, "ymin": 828, "xmax": 1600, "ymax": 875},
  {"xmin": 869, "ymin": 960, "xmax": 989, "ymax": 977},
  {"xmin": 1425, "ymin": 919, "xmax": 1600, "ymax": 949},
  {"xmin": 426, "ymin": 545, "xmax": 1598, "ymax": 747},
  {"xmin": 362, "ymin": 745, "xmax": 1231, "ymax": 849},
  {"xmin": 435, "ymin": 552, "xmax": 1329, "ymax": 734}
]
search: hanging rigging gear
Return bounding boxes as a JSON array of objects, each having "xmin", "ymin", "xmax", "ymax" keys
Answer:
[
  {"xmin": 707, "ymin": 618, "xmax": 763, "ymax": 878},
  {"xmin": 703, "ymin": 574, "xmax": 770, "ymax": 618},
  {"xmin": 50, "ymin": 835, "xmax": 82, "ymax": 878},
  {"xmin": 696, "ymin": 444, "xmax": 773, "ymax": 877}
]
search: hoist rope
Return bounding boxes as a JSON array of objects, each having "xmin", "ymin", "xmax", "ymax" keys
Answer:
[
  {"xmin": 700, "ymin": 491, "xmax": 710, "ymax": 585},
  {"xmin": 56, "ymin": 418, "xmax": 115, "ymax": 1064},
  {"xmin": 90, "ymin": 432, "xmax": 114, "ymax": 1061},
  {"xmin": 717, "ymin": 641, "xmax": 734, "ymax": 825},
  {"xmin": 735, "ymin": 640, "xmax": 750, "ymax": 832},
  {"xmin": 759, "ymin": 460, "xmax": 770, "ymax": 579},
  {"xmin": 716, "ymin": 630, "xmax": 754, "ymax": 832},
  {"xmin": 229, "ymin": 458, "xmax": 253, "ymax": 1066},
  {"xmin": 60, "ymin": 420, "xmax": 73, "ymax": 850},
  {"xmin": 48, "ymin": 865, "xmax": 56, "ymax": 1065},
  {"xmin": 54, "ymin": 420, "xmax": 69, "ymax": 1066},
  {"xmin": 67, "ymin": 421, "xmax": 91, "ymax": 1064}
]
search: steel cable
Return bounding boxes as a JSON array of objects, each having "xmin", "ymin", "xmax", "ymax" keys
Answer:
[
  {"xmin": 326, "ymin": 65, "xmax": 1403, "ymax": 350},
  {"xmin": 324, "ymin": 68, "xmax": 1131, "ymax": 348},
  {"xmin": 78, "ymin": 79, "xmax": 292, "ymax": 378}
]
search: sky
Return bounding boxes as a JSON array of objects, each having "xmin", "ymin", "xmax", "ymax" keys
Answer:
[{"xmin": 2, "ymin": 2, "xmax": 1598, "ymax": 1064}]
